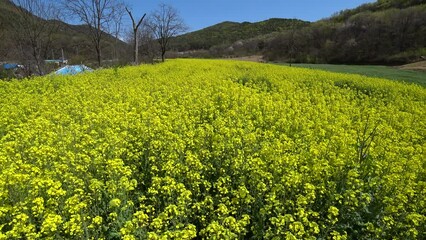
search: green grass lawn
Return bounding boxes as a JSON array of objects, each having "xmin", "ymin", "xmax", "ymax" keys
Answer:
[{"xmin": 281, "ymin": 63, "xmax": 426, "ymax": 87}]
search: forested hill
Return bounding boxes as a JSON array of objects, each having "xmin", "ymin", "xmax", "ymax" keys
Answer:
[
  {"xmin": 261, "ymin": 0, "xmax": 426, "ymax": 64},
  {"xmin": 170, "ymin": 18, "xmax": 309, "ymax": 51}
]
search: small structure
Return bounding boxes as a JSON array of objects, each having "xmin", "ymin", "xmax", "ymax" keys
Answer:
[
  {"xmin": 54, "ymin": 65, "xmax": 93, "ymax": 75},
  {"xmin": 45, "ymin": 59, "xmax": 68, "ymax": 66}
]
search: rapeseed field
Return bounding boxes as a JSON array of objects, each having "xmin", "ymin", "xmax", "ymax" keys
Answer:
[{"xmin": 0, "ymin": 59, "xmax": 425, "ymax": 239}]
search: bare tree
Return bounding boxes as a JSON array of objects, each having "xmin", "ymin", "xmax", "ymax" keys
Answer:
[
  {"xmin": 12, "ymin": 0, "xmax": 61, "ymax": 75},
  {"xmin": 148, "ymin": 3, "xmax": 188, "ymax": 62},
  {"xmin": 126, "ymin": 7, "xmax": 146, "ymax": 64},
  {"xmin": 63, "ymin": 0, "xmax": 123, "ymax": 67}
]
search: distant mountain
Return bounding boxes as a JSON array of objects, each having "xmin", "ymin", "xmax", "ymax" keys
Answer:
[
  {"xmin": 0, "ymin": 0, "xmax": 129, "ymax": 66},
  {"xmin": 170, "ymin": 18, "xmax": 310, "ymax": 51}
]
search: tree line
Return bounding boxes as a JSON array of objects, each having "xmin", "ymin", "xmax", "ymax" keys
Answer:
[{"xmin": 1, "ymin": 0, "xmax": 187, "ymax": 77}]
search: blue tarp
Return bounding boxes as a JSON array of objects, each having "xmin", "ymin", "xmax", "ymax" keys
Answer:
[
  {"xmin": 54, "ymin": 65, "xmax": 93, "ymax": 75},
  {"xmin": 2, "ymin": 63, "xmax": 19, "ymax": 70}
]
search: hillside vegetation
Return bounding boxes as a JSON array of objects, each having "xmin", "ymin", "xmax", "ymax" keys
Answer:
[
  {"xmin": 170, "ymin": 0, "xmax": 426, "ymax": 65},
  {"xmin": 263, "ymin": 1, "xmax": 426, "ymax": 64},
  {"xmin": 1, "ymin": 59, "xmax": 425, "ymax": 239},
  {"xmin": 329, "ymin": 0, "xmax": 426, "ymax": 21}
]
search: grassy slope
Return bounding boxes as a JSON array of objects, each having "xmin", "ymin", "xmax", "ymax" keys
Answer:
[{"xmin": 285, "ymin": 63, "xmax": 426, "ymax": 87}]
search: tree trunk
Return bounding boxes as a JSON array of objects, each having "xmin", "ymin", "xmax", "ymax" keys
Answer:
[
  {"xmin": 32, "ymin": 46, "xmax": 44, "ymax": 75},
  {"xmin": 134, "ymin": 32, "xmax": 139, "ymax": 64},
  {"xmin": 126, "ymin": 9, "xmax": 146, "ymax": 65},
  {"xmin": 96, "ymin": 43, "xmax": 101, "ymax": 67},
  {"xmin": 97, "ymin": 54, "xmax": 101, "ymax": 67},
  {"xmin": 161, "ymin": 49, "xmax": 165, "ymax": 62}
]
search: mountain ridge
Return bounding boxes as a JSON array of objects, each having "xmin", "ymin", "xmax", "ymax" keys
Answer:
[{"xmin": 170, "ymin": 18, "xmax": 310, "ymax": 51}]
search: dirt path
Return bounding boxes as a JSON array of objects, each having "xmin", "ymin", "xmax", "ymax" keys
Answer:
[
  {"xmin": 398, "ymin": 60, "xmax": 426, "ymax": 72},
  {"xmin": 228, "ymin": 55, "xmax": 265, "ymax": 63}
]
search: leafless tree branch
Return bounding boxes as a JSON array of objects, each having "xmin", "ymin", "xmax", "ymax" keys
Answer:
[{"xmin": 63, "ymin": 0, "xmax": 124, "ymax": 67}]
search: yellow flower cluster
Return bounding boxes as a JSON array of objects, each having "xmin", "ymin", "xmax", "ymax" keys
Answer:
[{"xmin": 0, "ymin": 59, "xmax": 425, "ymax": 239}]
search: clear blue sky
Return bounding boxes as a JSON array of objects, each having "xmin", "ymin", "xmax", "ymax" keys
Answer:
[{"xmin": 123, "ymin": 0, "xmax": 376, "ymax": 32}]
